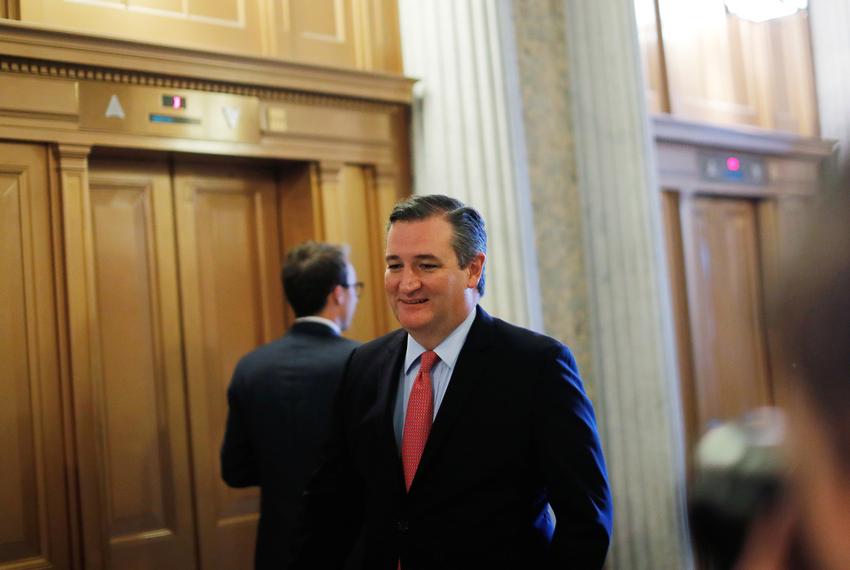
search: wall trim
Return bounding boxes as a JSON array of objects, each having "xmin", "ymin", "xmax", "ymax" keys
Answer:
[{"xmin": 0, "ymin": 19, "xmax": 415, "ymax": 105}]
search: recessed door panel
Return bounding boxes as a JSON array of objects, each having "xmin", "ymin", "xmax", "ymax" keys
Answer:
[
  {"xmin": 174, "ymin": 161, "xmax": 283, "ymax": 570},
  {"xmin": 0, "ymin": 143, "xmax": 70, "ymax": 570},
  {"xmin": 87, "ymin": 158, "xmax": 198, "ymax": 570},
  {"xmin": 679, "ymin": 195, "xmax": 772, "ymax": 433}
]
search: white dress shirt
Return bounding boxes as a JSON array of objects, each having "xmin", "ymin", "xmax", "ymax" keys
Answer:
[
  {"xmin": 293, "ymin": 316, "xmax": 341, "ymax": 336},
  {"xmin": 393, "ymin": 307, "xmax": 477, "ymax": 447}
]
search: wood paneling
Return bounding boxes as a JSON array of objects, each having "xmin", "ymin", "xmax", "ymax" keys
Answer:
[
  {"xmin": 679, "ymin": 196, "xmax": 772, "ymax": 434},
  {"xmin": 757, "ymin": 197, "xmax": 808, "ymax": 411},
  {"xmin": 0, "ymin": 0, "xmax": 19, "ymax": 18},
  {"xmin": 367, "ymin": 165, "xmax": 400, "ymax": 334},
  {"xmin": 86, "ymin": 158, "xmax": 198, "ymax": 569},
  {"xmin": 58, "ymin": 144, "xmax": 109, "ymax": 570},
  {"xmin": 277, "ymin": 0, "xmax": 356, "ymax": 67},
  {"xmin": 278, "ymin": 162, "xmax": 323, "ymax": 328},
  {"xmin": 657, "ymin": 0, "xmax": 760, "ymax": 127},
  {"xmin": 174, "ymin": 162, "xmax": 282, "ymax": 570},
  {"xmin": 316, "ymin": 162, "xmax": 391, "ymax": 341},
  {"xmin": 635, "ymin": 0, "xmax": 668, "ymax": 113},
  {"xmin": 0, "ymin": 142, "xmax": 70, "ymax": 570},
  {"xmin": 15, "ymin": 0, "xmax": 402, "ymax": 73},
  {"xmin": 0, "ymin": 22, "xmax": 410, "ymax": 569},
  {"xmin": 20, "ymin": 0, "xmax": 270, "ymax": 58},
  {"xmin": 643, "ymin": 0, "xmax": 818, "ymax": 135}
]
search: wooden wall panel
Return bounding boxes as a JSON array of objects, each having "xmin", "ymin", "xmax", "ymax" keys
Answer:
[
  {"xmin": 87, "ymin": 158, "xmax": 198, "ymax": 569},
  {"xmin": 278, "ymin": 162, "xmax": 323, "ymax": 328},
  {"xmin": 764, "ymin": 13, "xmax": 818, "ymax": 136},
  {"xmin": 20, "ymin": 0, "xmax": 270, "ymax": 57},
  {"xmin": 657, "ymin": 0, "xmax": 760, "ymax": 127},
  {"xmin": 316, "ymin": 162, "xmax": 390, "ymax": 341},
  {"xmin": 0, "ymin": 0, "xmax": 19, "ymax": 18},
  {"xmin": 644, "ymin": 0, "xmax": 818, "ymax": 135},
  {"xmin": 635, "ymin": 0, "xmax": 667, "ymax": 113},
  {"xmin": 362, "ymin": 0, "xmax": 402, "ymax": 73},
  {"xmin": 0, "ymin": 142, "xmax": 70, "ymax": 570},
  {"xmin": 174, "ymin": 162, "xmax": 282, "ymax": 570},
  {"xmin": 276, "ymin": 0, "xmax": 356, "ymax": 67},
  {"xmin": 679, "ymin": 196, "xmax": 772, "ymax": 433},
  {"xmin": 757, "ymin": 197, "xmax": 809, "ymax": 411},
  {"xmin": 16, "ymin": 0, "xmax": 402, "ymax": 73}
]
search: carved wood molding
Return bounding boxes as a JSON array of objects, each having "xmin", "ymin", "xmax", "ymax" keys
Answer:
[
  {"xmin": 55, "ymin": 144, "xmax": 91, "ymax": 170},
  {"xmin": 0, "ymin": 20, "xmax": 414, "ymax": 107},
  {"xmin": 1, "ymin": 0, "xmax": 19, "ymax": 19},
  {"xmin": 653, "ymin": 114, "xmax": 835, "ymax": 159}
]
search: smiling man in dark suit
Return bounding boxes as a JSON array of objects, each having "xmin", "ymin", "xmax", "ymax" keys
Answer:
[
  {"xmin": 291, "ymin": 195, "xmax": 613, "ymax": 570},
  {"xmin": 221, "ymin": 241, "xmax": 362, "ymax": 570}
]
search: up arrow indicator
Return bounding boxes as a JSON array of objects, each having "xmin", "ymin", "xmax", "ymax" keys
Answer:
[{"xmin": 105, "ymin": 95, "xmax": 126, "ymax": 119}]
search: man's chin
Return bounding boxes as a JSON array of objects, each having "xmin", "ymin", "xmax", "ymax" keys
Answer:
[{"xmin": 396, "ymin": 314, "xmax": 430, "ymax": 334}]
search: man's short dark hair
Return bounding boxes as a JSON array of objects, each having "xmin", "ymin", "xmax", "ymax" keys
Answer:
[
  {"xmin": 388, "ymin": 194, "xmax": 487, "ymax": 296},
  {"xmin": 282, "ymin": 241, "xmax": 348, "ymax": 317}
]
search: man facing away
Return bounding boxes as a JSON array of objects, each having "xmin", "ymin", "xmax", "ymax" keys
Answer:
[
  {"xmin": 221, "ymin": 241, "xmax": 362, "ymax": 570},
  {"xmin": 291, "ymin": 195, "xmax": 613, "ymax": 570}
]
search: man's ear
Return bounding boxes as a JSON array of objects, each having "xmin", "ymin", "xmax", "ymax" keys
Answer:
[
  {"xmin": 466, "ymin": 252, "xmax": 485, "ymax": 289},
  {"xmin": 331, "ymin": 284, "xmax": 346, "ymax": 306}
]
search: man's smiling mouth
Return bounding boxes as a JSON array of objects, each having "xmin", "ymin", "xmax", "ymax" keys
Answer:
[{"xmin": 400, "ymin": 299, "xmax": 428, "ymax": 305}]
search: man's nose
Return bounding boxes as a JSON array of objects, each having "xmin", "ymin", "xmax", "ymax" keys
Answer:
[{"xmin": 399, "ymin": 269, "xmax": 421, "ymax": 293}]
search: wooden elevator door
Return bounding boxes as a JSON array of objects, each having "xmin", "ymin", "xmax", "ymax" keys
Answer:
[
  {"xmin": 83, "ymin": 156, "xmax": 284, "ymax": 569},
  {"xmin": 173, "ymin": 161, "xmax": 282, "ymax": 570},
  {"xmin": 0, "ymin": 142, "xmax": 71, "ymax": 570},
  {"xmin": 85, "ymin": 157, "xmax": 199, "ymax": 570},
  {"xmin": 668, "ymin": 194, "xmax": 774, "ymax": 455}
]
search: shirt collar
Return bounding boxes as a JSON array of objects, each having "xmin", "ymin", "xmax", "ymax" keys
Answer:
[
  {"xmin": 404, "ymin": 306, "xmax": 478, "ymax": 374},
  {"xmin": 294, "ymin": 316, "xmax": 341, "ymax": 336}
]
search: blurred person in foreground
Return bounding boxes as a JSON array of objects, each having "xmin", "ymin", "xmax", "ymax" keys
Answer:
[
  {"xmin": 291, "ymin": 194, "xmax": 612, "ymax": 570},
  {"xmin": 221, "ymin": 241, "xmax": 362, "ymax": 570},
  {"xmin": 726, "ymin": 187, "xmax": 850, "ymax": 570}
]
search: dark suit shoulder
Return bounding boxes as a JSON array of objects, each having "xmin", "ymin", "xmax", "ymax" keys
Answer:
[
  {"xmin": 488, "ymin": 313, "xmax": 571, "ymax": 356},
  {"xmin": 232, "ymin": 330, "xmax": 359, "ymax": 380}
]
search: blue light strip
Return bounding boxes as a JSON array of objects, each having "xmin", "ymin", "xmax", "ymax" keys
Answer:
[{"xmin": 149, "ymin": 114, "xmax": 201, "ymax": 125}]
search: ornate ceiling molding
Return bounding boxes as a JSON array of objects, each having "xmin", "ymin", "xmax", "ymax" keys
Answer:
[{"xmin": 0, "ymin": 20, "xmax": 414, "ymax": 110}]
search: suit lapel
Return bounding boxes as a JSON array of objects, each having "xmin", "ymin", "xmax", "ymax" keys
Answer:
[
  {"xmin": 410, "ymin": 306, "xmax": 495, "ymax": 492},
  {"xmin": 375, "ymin": 331, "xmax": 408, "ymax": 492}
]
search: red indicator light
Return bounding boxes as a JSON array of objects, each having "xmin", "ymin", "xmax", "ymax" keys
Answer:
[
  {"xmin": 172, "ymin": 96, "xmax": 182, "ymax": 109},
  {"xmin": 726, "ymin": 156, "xmax": 741, "ymax": 172}
]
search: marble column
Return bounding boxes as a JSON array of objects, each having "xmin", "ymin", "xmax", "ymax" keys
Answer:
[
  {"xmin": 397, "ymin": 0, "xmax": 543, "ymax": 330},
  {"xmin": 559, "ymin": 0, "xmax": 691, "ymax": 567},
  {"xmin": 809, "ymin": 0, "xmax": 850, "ymax": 173}
]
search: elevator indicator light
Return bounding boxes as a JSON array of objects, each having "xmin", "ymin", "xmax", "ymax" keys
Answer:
[
  {"xmin": 726, "ymin": 156, "xmax": 741, "ymax": 172},
  {"xmin": 162, "ymin": 95, "xmax": 186, "ymax": 109}
]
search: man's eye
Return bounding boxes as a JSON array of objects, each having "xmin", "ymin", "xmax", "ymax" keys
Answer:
[
  {"xmin": 419, "ymin": 263, "xmax": 438, "ymax": 271},
  {"xmin": 387, "ymin": 263, "xmax": 402, "ymax": 271}
]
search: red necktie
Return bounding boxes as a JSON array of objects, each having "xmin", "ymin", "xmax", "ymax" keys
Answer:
[{"xmin": 401, "ymin": 350, "xmax": 438, "ymax": 491}]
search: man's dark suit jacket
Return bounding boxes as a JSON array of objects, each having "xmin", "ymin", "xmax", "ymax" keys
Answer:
[
  {"xmin": 291, "ymin": 306, "xmax": 613, "ymax": 570},
  {"xmin": 221, "ymin": 321, "xmax": 359, "ymax": 570}
]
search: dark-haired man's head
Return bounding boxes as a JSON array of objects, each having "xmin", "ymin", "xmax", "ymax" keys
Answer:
[
  {"xmin": 384, "ymin": 194, "xmax": 486, "ymax": 349},
  {"xmin": 282, "ymin": 241, "xmax": 360, "ymax": 331},
  {"xmin": 387, "ymin": 194, "xmax": 487, "ymax": 296}
]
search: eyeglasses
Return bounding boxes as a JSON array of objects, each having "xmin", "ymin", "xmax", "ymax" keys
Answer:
[{"xmin": 345, "ymin": 281, "xmax": 365, "ymax": 296}]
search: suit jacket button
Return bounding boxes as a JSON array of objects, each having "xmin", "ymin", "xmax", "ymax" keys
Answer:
[{"xmin": 397, "ymin": 520, "xmax": 409, "ymax": 532}]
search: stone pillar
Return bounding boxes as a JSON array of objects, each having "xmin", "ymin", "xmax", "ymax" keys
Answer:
[
  {"xmin": 508, "ymin": 0, "xmax": 594, "ymax": 376},
  {"xmin": 397, "ymin": 0, "xmax": 543, "ymax": 330},
  {"xmin": 559, "ymin": 0, "xmax": 691, "ymax": 567},
  {"xmin": 809, "ymin": 0, "xmax": 850, "ymax": 172}
]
